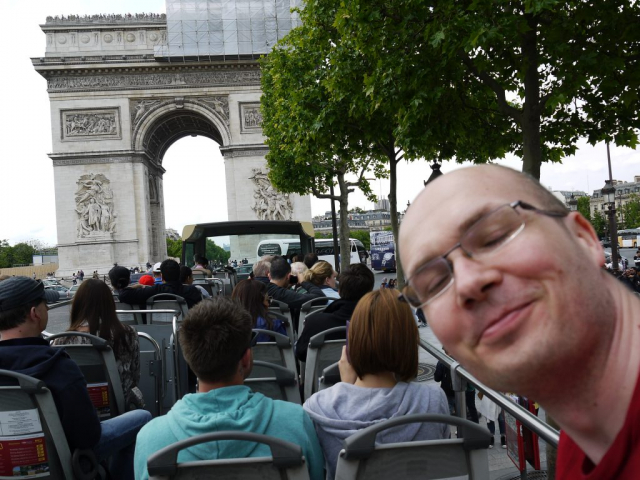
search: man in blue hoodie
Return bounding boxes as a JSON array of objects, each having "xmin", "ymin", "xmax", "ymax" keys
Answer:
[
  {"xmin": 133, "ymin": 296, "xmax": 325, "ymax": 480},
  {"xmin": 0, "ymin": 276, "xmax": 151, "ymax": 480}
]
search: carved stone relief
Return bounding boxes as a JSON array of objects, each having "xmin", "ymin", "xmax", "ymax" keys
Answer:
[
  {"xmin": 200, "ymin": 97, "xmax": 230, "ymax": 126},
  {"xmin": 240, "ymin": 103, "xmax": 263, "ymax": 133},
  {"xmin": 61, "ymin": 108, "xmax": 121, "ymax": 141},
  {"xmin": 249, "ymin": 168, "xmax": 293, "ymax": 221},
  {"xmin": 75, "ymin": 173, "xmax": 117, "ymax": 238},
  {"xmin": 48, "ymin": 70, "xmax": 261, "ymax": 92}
]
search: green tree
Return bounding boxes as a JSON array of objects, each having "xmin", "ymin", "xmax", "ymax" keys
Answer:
[
  {"xmin": 621, "ymin": 194, "xmax": 640, "ymax": 228},
  {"xmin": 206, "ymin": 239, "xmax": 230, "ymax": 265},
  {"xmin": 349, "ymin": 207, "xmax": 365, "ymax": 214},
  {"xmin": 0, "ymin": 240, "xmax": 12, "ymax": 268},
  {"xmin": 591, "ymin": 210, "xmax": 607, "ymax": 238},
  {"xmin": 577, "ymin": 196, "xmax": 591, "ymax": 223},
  {"xmin": 349, "ymin": 230, "xmax": 371, "ymax": 251},
  {"xmin": 11, "ymin": 243, "xmax": 36, "ymax": 266},
  {"xmin": 166, "ymin": 238, "xmax": 182, "ymax": 259},
  {"xmin": 338, "ymin": 0, "xmax": 640, "ymax": 179}
]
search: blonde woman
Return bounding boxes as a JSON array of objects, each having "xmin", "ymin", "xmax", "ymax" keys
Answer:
[{"xmin": 304, "ymin": 261, "xmax": 340, "ymax": 300}]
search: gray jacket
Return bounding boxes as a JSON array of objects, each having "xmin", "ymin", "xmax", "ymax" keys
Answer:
[{"xmin": 303, "ymin": 381, "xmax": 450, "ymax": 479}]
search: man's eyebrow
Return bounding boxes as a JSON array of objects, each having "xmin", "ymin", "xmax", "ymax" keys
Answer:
[{"xmin": 456, "ymin": 204, "xmax": 496, "ymax": 236}]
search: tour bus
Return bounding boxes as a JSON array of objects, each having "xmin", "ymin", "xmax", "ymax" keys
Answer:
[
  {"xmin": 617, "ymin": 228, "xmax": 640, "ymax": 248},
  {"xmin": 256, "ymin": 237, "xmax": 366, "ymax": 269}
]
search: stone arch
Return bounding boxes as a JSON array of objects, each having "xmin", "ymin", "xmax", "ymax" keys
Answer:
[{"xmin": 132, "ymin": 98, "xmax": 231, "ymax": 163}]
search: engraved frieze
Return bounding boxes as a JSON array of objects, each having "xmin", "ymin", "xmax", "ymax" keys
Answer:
[
  {"xmin": 61, "ymin": 108, "xmax": 121, "ymax": 141},
  {"xmin": 75, "ymin": 173, "xmax": 117, "ymax": 238},
  {"xmin": 249, "ymin": 168, "xmax": 293, "ymax": 221},
  {"xmin": 48, "ymin": 70, "xmax": 261, "ymax": 92},
  {"xmin": 200, "ymin": 97, "xmax": 230, "ymax": 126},
  {"xmin": 240, "ymin": 103, "xmax": 263, "ymax": 132}
]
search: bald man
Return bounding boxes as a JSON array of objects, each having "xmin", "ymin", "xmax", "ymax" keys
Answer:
[{"xmin": 399, "ymin": 165, "xmax": 640, "ymax": 479}]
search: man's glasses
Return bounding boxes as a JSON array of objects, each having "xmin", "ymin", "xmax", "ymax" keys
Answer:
[{"xmin": 400, "ymin": 200, "xmax": 567, "ymax": 308}]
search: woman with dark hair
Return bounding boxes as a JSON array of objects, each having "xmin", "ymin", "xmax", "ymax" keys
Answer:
[
  {"xmin": 231, "ymin": 279, "xmax": 287, "ymax": 342},
  {"xmin": 52, "ymin": 278, "xmax": 144, "ymax": 409},
  {"xmin": 303, "ymin": 289, "xmax": 449, "ymax": 479}
]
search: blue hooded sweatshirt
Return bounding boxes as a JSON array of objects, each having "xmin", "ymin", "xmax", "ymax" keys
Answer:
[
  {"xmin": 303, "ymin": 382, "xmax": 450, "ymax": 479},
  {"xmin": 134, "ymin": 385, "xmax": 324, "ymax": 480}
]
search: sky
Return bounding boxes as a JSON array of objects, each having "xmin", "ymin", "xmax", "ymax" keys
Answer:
[{"xmin": 0, "ymin": 0, "xmax": 638, "ymax": 247}]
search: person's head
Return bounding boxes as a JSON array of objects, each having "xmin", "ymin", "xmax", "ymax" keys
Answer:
[
  {"xmin": 269, "ymin": 256, "xmax": 291, "ymax": 283},
  {"xmin": 160, "ymin": 259, "xmax": 180, "ymax": 282},
  {"xmin": 139, "ymin": 275, "xmax": 155, "ymax": 286},
  {"xmin": 305, "ymin": 260, "xmax": 338, "ymax": 288},
  {"xmin": 69, "ymin": 278, "xmax": 124, "ymax": 341},
  {"xmin": 108, "ymin": 265, "xmax": 130, "ymax": 289},
  {"xmin": 152, "ymin": 262, "xmax": 162, "ymax": 278},
  {"xmin": 0, "ymin": 277, "xmax": 59, "ymax": 336},
  {"xmin": 180, "ymin": 297, "xmax": 254, "ymax": 385},
  {"xmin": 399, "ymin": 164, "xmax": 608, "ymax": 394},
  {"xmin": 253, "ymin": 256, "xmax": 273, "ymax": 278},
  {"xmin": 195, "ymin": 255, "xmax": 208, "ymax": 267},
  {"xmin": 290, "ymin": 262, "xmax": 308, "ymax": 283},
  {"xmin": 180, "ymin": 266, "xmax": 193, "ymax": 284},
  {"xmin": 349, "ymin": 289, "xmax": 418, "ymax": 382},
  {"xmin": 338, "ymin": 263, "xmax": 375, "ymax": 301},
  {"xmin": 231, "ymin": 279, "xmax": 270, "ymax": 326},
  {"xmin": 304, "ymin": 252, "xmax": 319, "ymax": 269}
]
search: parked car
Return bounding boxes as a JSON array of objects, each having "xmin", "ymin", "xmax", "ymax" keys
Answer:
[
  {"xmin": 236, "ymin": 264, "xmax": 254, "ymax": 281},
  {"xmin": 44, "ymin": 285, "xmax": 69, "ymax": 298},
  {"xmin": 42, "ymin": 279, "xmax": 62, "ymax": 287}
]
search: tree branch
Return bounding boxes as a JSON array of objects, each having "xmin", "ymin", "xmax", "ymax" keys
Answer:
[
  {"xmin": 459, "ymin": 51, "xmax": 523, "ymax": 122},
  {"xmin": 311, "ymin": 186, "xmax": 339, "ymax": 201}
]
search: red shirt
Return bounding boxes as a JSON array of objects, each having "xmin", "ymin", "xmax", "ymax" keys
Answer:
[{"xmin": 556, "ymin": 373, "xmax": 640, "ymax": 479}]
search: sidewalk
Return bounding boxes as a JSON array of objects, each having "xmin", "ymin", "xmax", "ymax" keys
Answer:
[{"xmin": 417, "ymin": 325, "xmax": 549, "ymax": 479}]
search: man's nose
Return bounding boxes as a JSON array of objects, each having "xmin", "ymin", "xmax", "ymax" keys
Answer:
[{"xmin": 449, "ymin": 251, "xmax": 502, "ymax": 308}]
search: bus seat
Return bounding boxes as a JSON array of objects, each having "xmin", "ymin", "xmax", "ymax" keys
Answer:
[
  {"xmin": 298, "ymin": 298, "xmax": 329, "ymax": 335},
  {"xmin": 250, "ymin": 329, "xmax": 297, "ymax": 374},
  {"xmin": 317, "ymin": 361, "xmax": 340, "ymax": 393},
  {"xmin": 303, "ymin": 327, "xmax": 346, "ymax": 401},
  {"xmin": 114, "ymin": 301, "xmax": 143, "ymax": 325},
  {"xmin": 48, "ymin": 332, "xmax": 125, "ymax": 420},
  {"xmin": 244, "ymin": 361, "xmax": 301, "ymax": 404},
  {"xmin": 137, "ymin": 332, "xmax": 163, "ymax": 418},
  {"xmin": 147, "ymin": 431, "xmax": 310, "ymax": 480},
  {"xmin": 146, "ymin": 294, "xmax": 188, "ymax": 324},
  {"xmin": 268, "ymin": 311, "xmax": 296, "ymax": 347},
  {"xmin": 335, "ymin": 414, "xmax": 491, "ymax": 480}
]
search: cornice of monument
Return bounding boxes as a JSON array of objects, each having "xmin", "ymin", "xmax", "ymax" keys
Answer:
[
  {"xmin": 48, "ymin": 150, "xmax": 166, "ymax": 174},
  {"xmin": 220, "ymin": 144, "xmax": 270, "ymax": 158}
]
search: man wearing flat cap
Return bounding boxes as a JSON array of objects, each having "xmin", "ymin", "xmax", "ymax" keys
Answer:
[{"xmin": 0, "ymin": 276, "xmax": 150, "ymax": 480}]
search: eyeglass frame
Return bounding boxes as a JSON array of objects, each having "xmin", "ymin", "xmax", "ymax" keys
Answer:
[{"xmin": 399, "ymin": 200, "xmax": 568, "ymax": 309}]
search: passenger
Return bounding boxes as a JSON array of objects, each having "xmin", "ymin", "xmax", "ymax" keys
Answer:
[
  {"xmin": 192, "ymin": 255, "xmax": 212, "ymax": 276},
  {"xmin": 117, "ymin": 259, "xmax": 202, "ymax": 309},
  {"xmin": 179, "ymin": 266, "xmax": 211, "ymax": 299},
  {"xmin": 257, "ymin": 256, "xmax": 325, "ymax": 310},
  {"xmin": 138, "ymin": 274, "xmax": 155, "ymax": 286},
  {"xmin": 252, "ymin": 255, "xmax": 274, "ymax": 282},
  {"xmin": 295, "ymin": 263, "xmax": 374, "ymax": 362},
  {"xmin": 290, "ymin": 261, "xmax": 309, "ymax": 294},
  {"xmin": 52, "ymin": 278, "xmax": 145, "ymax": 410},
  {"xmin": 304, "ymin": 252, "xmax": 319, "ymax": 269},
  {"xmin": 0, "ymin": 277, "xmax": 150, "ymax": 480},
  {"xmin": 303, "ymin": 289, "xmax": 449, "ymax": 479},
  {"xmin": 231, "ymin": 278, "xmax": 287, "ymax": 342},
  {"xmin": 151, "ymin": 262, "xmax": 162, "ymax": 285},
  {"xmin": 133, "ymin": 297, "xmax": 324, "ymax": 480},
  {"xmin": 304, "ymin": 261, "xmax": 340, "ymax": 301},
  {"xmin": 399, "ymin": 164, "xmax": 640, "ymax": 478}
]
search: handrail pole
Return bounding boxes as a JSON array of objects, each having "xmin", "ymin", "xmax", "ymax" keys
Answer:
[{"xmin": 420, "ymin": 339, "xmax": 560, "ymax": 447}]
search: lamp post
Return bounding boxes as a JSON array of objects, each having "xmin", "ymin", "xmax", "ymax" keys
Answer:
[
  {"xmin": 424, "ymin": 162, "xmax": 443, "ymax": 186},
  {"xmin": 568, "ymin": 193, "xmax": 578, "ymax": 212},
  {"xmin": 602, "ymin": 179, "xmax": 619, "ymax": 272}
]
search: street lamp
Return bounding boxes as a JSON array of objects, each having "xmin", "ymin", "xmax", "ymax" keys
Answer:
[
  {"xmin": 424, "ymin": 162, "xmax": 443, "ymax": 186},
  {"xmin": 568, "ymin": 193, "xmax": 578, "ymax": 212},
  {"xmin": 602, "ymin": 179, "xmax": 619, "ymax": 271}
]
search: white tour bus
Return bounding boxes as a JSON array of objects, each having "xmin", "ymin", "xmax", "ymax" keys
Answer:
[{"xmin": 256, "ymin": 238, "xmax": 366, "ymax": 269}]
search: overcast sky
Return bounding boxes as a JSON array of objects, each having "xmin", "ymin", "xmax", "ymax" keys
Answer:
[{"xmin": 1, "ymin": 0, "xmax": 638, "ymax": 247}]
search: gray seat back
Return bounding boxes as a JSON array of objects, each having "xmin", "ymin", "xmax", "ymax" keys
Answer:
[
  {"xmin": 298, "ymin": 298, "xmax": 329, "ymax": 334},
  {"xmin": 115, "ymin": 301, "xmax": 143, "ymax": 325},
  {"xmin": 268, "ymin": 311, "xmax": 295, "ymax": 346},
  {"xmin": 317, "ymin": 361, "xmax": 340, "ymax": 392},
  {"xmin": 0, "ymin": 370, "xmax": 73, "ymax": 479},
  {"xmin": 244, "ymin": 361, "xmax": 300, "ymax": 404},
  {"xmin": 335, "ymin": 414, "xmax": 491, "ymax": 480},
  {"xmin": 147, "ymin": 431, "xmax": 310, "ymax": 480},
  {"xmin": 146, "ymin": 294, "xmax": 188, "ymax": 323},
  {"xmin": 48, "ymin": 332, "xmax": 125, "ymax": 419},
  {"xmin": 303, "ymin": 326, "xmax": 346, "ymax": 401},
  {"xmin": 137, "ymin": 332, "xmax": 163, "ymax": 418},
  {"xmin": 250, "ymin": 329, "xmax": 297, "ymax": 373}
]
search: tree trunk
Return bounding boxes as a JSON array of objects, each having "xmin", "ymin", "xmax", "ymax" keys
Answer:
[
  {"xmin": 521, "ymin": 12, "xmax": 542, "ymax": 180},
  {"xmin": 388, "ymin": 154, "xmax": 405, "ymax": 289},
  {"xmin": 336, "ymin": 173, "xmax": 352, "ymax": 273}
]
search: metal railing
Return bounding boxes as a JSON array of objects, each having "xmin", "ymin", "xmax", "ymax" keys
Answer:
[{"xmin": 419, "ymin": 339, "xmax": 560, "ymax": 448}]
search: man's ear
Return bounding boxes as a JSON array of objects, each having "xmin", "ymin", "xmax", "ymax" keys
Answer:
[
  {"xmin": 566, "ymin": 211, "xmax": 604, "ymax": 267},
  {"xmin": 267, "ymin": 272, "xmax": 272, "ymax": 281},
  {"xmin": 240, "ymin": 348, "xmax": 253, "ymax": 379}
]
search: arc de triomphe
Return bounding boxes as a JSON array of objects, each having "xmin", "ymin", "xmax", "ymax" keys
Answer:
[{"xmin": 33, "ymin": 1, "xmax": 310, "ymax": 276}]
